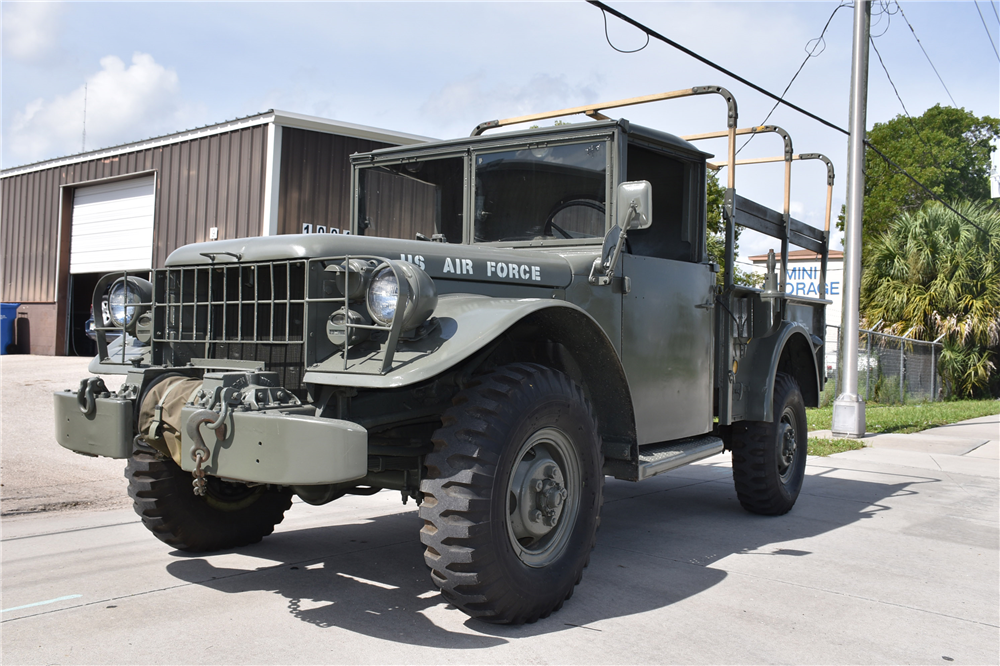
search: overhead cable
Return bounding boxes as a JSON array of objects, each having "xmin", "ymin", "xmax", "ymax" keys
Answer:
[
  {"xmin": 869, "ymin": 36, "xmax": 941, "ymax": 168},
  {"xmin": 587, "ymin": 0, "xmax": 850, "ymax": 136},
  {"xmin": 587, "ymin": 0, "xmax": 993, "ymax": 237},
  {"xmin": 895, "ymin": 2, "xmax": 957, "ymax": 105},
  {"xmin": 738, "ymin": 1, "xmax": 851, "ymax": 155},
  {"xmin": 599, "ymin": 5, "xmax": 649, "ymax": 53},
  {"xmin": 974, "ymin": 1, "xmax": 1000, "ymax": 60}
]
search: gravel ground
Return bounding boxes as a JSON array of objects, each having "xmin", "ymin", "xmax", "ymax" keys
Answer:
[{"xmin": 1, "ymin": 355, "xmax": 130, "ymax": 516}]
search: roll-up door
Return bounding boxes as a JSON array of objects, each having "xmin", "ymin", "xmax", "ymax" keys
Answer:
[{"xmin": 70, "ymin": 176, "xmax": 155, "ymax": 274}]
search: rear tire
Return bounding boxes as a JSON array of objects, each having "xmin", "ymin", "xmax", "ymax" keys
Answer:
[
  {"xmin": 126, "ymin": 450, "xmax": 292, "ymax": 552},
  {"xmin": 419, "ymin": 363, "xmax": 603, "ymax": 624},
  {"xmin": 730, "ymin": 372, "xmax": 807, "ymax": 516}
]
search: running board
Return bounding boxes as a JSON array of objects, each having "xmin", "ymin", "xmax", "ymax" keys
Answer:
[{"xmin": 637, "ymin": 436, "xmax": 725, "ymax": 481}]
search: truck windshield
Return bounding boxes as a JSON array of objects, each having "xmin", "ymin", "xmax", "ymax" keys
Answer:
[
  {"xmin": 474, "ymin": 141, "xmax": 608, "ymax": 243},
  {"xmin": 358, "ymin": 156, "xmax": 464, "ymax": 243}
]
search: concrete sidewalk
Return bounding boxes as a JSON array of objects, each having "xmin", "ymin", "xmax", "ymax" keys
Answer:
[{"xmin": 811, "ymin": 412, "xmax": 999, "ymax": 478}]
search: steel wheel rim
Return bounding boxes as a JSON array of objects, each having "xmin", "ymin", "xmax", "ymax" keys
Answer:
[
  {"xmin": 777, "ymin": 406, "xmax": 798, "ymax": 482},
  {"xmin": 505, "ymin": 427, "xmax": 581, "ymax": 568}
]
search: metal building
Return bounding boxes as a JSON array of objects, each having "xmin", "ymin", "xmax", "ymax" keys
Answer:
[{"xmin": 1, "ymin": 111, "xmax": 430, "ymax": 355}]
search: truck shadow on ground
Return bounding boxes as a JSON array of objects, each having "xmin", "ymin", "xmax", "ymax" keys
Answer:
[{"xmin": 165, "ymin": 460, "xmax": 936, "ymax": 648}]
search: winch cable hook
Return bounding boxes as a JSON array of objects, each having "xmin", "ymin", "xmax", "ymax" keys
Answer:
[{"xmin": 185, "ymin": 402, "xmax": 231, "ymax": 496}]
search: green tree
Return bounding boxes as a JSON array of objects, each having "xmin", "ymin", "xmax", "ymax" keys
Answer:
[
  {"xmin": 847, "ymin": 105, "xmax": 1000, "ymax": 247},
  {"xmin": 706, "ymin": 170, "xmax": 763, "ymax": 287},
  {"xmin": 860, "ymin": 200, "xmax": 1000, "ymax": 397}
]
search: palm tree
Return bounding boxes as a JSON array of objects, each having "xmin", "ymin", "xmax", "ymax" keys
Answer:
[{"xmin": 860, "ymin": 200, "xmax": 1000, "ymax": 397}]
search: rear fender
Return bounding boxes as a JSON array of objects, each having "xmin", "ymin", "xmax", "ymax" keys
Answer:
[{"xmin": 739, "ymin": 322, "xmax": 820, "ymax": 422}]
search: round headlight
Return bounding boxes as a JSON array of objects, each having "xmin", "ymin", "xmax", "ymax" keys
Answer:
[
  {"xmin": 365, "ymin": 262, "xmax": 437, "ymax": 331},
  {"xmin": 107, "ymin": 277, "xmax": 153, "ymax": 332},
  {"xmin": 367, "ymin": 266, "xmax": 401, "ymax": 326}
]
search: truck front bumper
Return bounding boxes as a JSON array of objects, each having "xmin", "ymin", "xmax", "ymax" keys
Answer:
[
  {"xmin": 54, "ymin": 389, "xmax": 368, "ymax": 487},
  {"xmin": 177, "ymin": 406, "xmax": 368, "ymax": 486}
]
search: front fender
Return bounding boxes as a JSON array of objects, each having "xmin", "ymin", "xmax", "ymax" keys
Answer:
[
  {"xmin": 304, "ymin": 294, "xmax": 599, "ymax": 389},
  {"xmin": 739, "ymin": 321, "xmax": 820, "ymax": 422}
]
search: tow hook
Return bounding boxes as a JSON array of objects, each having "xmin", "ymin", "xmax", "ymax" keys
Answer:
[
  {"xmin": 184, "ymin": 389, "xmax": 237, "ymax": 497},
  {"xmin": 76, "ymin": 377, "xmax": 109, "ymax": 416}
]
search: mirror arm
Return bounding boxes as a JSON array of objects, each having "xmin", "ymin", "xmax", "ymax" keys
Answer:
[{"xmin": 589, "ymin": 199, "xmax": 639, "ymax": 286}]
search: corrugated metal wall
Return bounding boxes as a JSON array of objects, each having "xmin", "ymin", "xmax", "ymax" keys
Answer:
[
  {"xmin": 1, "ymin": 124, "xmax": 269, "ymax": 303},
  {"xmin": 2, "ymin": 166, "xmax": 62, "ymax": 302},
  {"xmin": 277, "ymin": 127, "xmax": 392, "ymax": 235}
]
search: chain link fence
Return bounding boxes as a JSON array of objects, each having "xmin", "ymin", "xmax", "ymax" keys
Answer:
[{"xmin": 823, "ymin": 325, "xmax": 943, "ymax": 406}]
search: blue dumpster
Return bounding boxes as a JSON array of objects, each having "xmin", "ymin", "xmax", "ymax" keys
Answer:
[{"xmin": 1, "ymin": 303, "xmax": 19, "ymax": 354}]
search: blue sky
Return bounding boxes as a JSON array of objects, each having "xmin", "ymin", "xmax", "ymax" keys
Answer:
[{"xmin": 3, "ymin": 1, "xmax": 998, "ymax": 258}]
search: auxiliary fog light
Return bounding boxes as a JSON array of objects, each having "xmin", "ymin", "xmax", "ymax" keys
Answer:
[{"xmin": 326, "ymin": 308, "xmax": 369, "ymax": 348}]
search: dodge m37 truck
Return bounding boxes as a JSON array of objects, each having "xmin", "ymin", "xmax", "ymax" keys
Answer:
[{"xmin": 56, "ymin": 88, "xmax": 833, "ymax": 624}]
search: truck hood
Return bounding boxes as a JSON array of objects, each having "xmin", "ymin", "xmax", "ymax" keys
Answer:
[{"xmin": 164, "ymin": 234, "xmax": 575, "ymax": 288}]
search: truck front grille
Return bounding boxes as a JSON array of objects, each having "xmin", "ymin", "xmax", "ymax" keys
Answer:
[{"xmin": 152, "ymin": 261, "xmax": 307, "ymax": 391}]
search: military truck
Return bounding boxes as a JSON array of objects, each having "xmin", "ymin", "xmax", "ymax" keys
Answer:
[{"xmin": 56, "ymin": 88, "xmax": 834, "ymax": 625}]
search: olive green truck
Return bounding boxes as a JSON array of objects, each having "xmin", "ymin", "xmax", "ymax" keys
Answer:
[{"xmin": 55, "ymin": 88, "xmax": 834, "ymax": 625}]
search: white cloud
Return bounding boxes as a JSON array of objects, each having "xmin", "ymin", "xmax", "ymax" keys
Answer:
[
  {"xmin": 7, "ymin": 53, "xmax": 195, "ymax": 164},
  {"xmin": 2, "ymin": 2, "xmax": 63, "ymax": 61}
]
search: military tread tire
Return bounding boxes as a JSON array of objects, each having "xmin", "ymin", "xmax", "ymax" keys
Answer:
[
  {"xmin": 419, "ymin": 363, "xmax": 603, "ymax": 624},
  {"xmin": 730, "ymin": 372, "xmax": 808, "ymax": 516},
  {"xmin": 126, "ymin": 450, "xmax": 293, "ymax": 552}
]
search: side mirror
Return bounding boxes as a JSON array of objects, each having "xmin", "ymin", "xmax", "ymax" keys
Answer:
[
  {"xmin": 589, "ymin": 181, "xmax": 653, "ymax": 287},
  {"xmin": 617, "ymin": 181, "xmax": 652, "ymax": 230}
]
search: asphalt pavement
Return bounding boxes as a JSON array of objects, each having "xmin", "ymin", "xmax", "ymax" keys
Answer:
[{"xmin": 1, "ymin": 356, "xmax": 997, "ymax": 664}]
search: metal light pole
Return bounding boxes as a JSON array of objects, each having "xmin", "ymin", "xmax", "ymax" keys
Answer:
[{"xmin": 832, "ymin": 0, "xmax": 871, "ymax": 437}]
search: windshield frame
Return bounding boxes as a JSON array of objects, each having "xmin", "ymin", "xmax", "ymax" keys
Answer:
[
  {"xmin": 350, "ymin": 124, "xmax": 620, "ymax": 247},
  {"xmin": 470, "ymin": 135, "xmax": 613, "ymax": 248}
]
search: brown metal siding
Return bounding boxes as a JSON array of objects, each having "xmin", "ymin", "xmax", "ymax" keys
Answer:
[
  {"xmin": 277, "ymin": 127, "xmax": 393, "ymax": 235},
  {"xmin": 1, "ymin": 124, "xmax": 269, "ymax": 303},
  {"xmin": 2, "ymin": 166, "xmax": 61, "ymax": 302}
]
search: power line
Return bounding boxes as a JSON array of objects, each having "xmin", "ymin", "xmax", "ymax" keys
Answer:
[
  {"xmin": 895, "ymin": 2, "xmax": 957, "ymax": 106},
  {"xmin": 599, "ymin": 5, "xmax": 649, "ymax": 53},
  {"xmin": 587, "ymin": 0, "xmax": 994, "ymax": 238},
  {"xmin": 587, "ymin": 0, "xmax": 850, "ymax": 137},
  {"xmin": 738, "ymin": 2, "xmax": 851, "ymax": 155},
  {"xmin": 869, "ymin": 0, "xmax": 898, "ymax": 38},
  {"xmin": 865, "ymin": 143, "xmax": 992, "ymax": 237},
  {"xmin": 869, "ymin": 35, "xmax": 941, "ymax": 169},
  {"xmin": 992, "ymin": 0, "xmax": 999, "ymax": 23},
  {"xmin": 974, "ymin": 1, "xmax": 1000, "ymax": 61}
]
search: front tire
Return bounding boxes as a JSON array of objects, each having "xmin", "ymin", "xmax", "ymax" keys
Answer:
[
  {"xmin": 126, "ymin": 450, "xmax": 293, "ymax": 552},
  {"xmin": 730, "ymin": 372, "xmax": 808, "ymax": 516},
  {"xmin": 419, "ymin": 363, "xmax": 603, "ymax": 624}
]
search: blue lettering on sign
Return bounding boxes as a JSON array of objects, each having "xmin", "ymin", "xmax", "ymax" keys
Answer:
[{"xmin": 830, "ymin": 281, "xmax": 840, "ymax": 296}]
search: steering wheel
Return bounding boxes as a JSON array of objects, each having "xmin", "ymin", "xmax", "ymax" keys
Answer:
[{"xmin": 543, "ymin": 199, "xmax": 606, "ymax": 239}]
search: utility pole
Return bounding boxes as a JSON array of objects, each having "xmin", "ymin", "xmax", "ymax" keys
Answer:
[{"xmin": 832, "ymin": 0, "xmax": 870, "ymax": 437}]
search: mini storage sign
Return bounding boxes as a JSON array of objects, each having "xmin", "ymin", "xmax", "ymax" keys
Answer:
[{"xmin": 784, "ymin": 263, "xmax": 839, "ymax": 298}]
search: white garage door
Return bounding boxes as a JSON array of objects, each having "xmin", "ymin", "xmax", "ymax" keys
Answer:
[{"xmin": 70, "ymin": 176, "xmax": 155, "ymax": 274}]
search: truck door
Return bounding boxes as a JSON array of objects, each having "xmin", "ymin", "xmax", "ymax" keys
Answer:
[
  {"xmin": 619, "ymin": 144, "xmax": 714, "ymax": 444},
  {"xmin": 620, "ymin": 255, "xmax": 714, "ymax": 443}
]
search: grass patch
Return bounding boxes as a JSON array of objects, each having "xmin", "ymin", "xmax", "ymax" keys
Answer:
[
  {"xmin": 807, "ymin": 399, "xmax": 999, "ymax": 434},
  {"xmin": 808, "ymin": 437, "xmax": 865, "ymax": 457}
]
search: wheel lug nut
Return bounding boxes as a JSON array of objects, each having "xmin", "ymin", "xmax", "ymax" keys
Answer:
[
  {"xmin": 534, "ymin": 479, "xmax": 544, "ymax": 492},
  {"xmin": 530, "ymin": 509, "xmax": 542, "ymax": 523}
]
